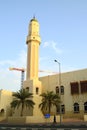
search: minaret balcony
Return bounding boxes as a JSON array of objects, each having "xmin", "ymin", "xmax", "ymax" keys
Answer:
[{"xmin": 26, "ymin": 35, "xmax": 41, "ymax": 44}]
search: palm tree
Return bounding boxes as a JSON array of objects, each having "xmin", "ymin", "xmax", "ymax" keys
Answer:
[
  {"xmin": 11, "ymin": 89, "xmax": 35, "ymax": 116},
  {"xmin": 39, "ymin": 91, "xmax": 60, "ymax": 115}
]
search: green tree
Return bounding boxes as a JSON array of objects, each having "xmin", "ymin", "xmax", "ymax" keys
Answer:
[
  {"xmin": 39, "ymin": 91, "xmax": 60, "ymax": 115},
  {"xmin": 11, "ymin": 89, "xmax": 35, "ymax": 116}
]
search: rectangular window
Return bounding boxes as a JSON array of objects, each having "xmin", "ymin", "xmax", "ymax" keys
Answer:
[
  {"xmin": 80, "ymin": 80, "xmax": 87, "ymax": 93},
  {"xmin": 70, "ymin": 82, "xmax": 79, "ymax": 95},
  {"xmin": 36, "ymin": 87, "xmax": 39, "ymax": 94}
]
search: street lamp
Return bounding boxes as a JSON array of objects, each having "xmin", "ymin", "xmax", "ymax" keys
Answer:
[{"xmin": 54, "ymin": 59, "xmax": 62, "ymax": 125}]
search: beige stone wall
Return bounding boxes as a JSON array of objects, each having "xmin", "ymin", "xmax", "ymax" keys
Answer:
[
  {"xmin": 0, "ymin": 89, "xmax": 12, "ymax": 116},
  {"xmin": 8, "ymin": 115, "xmax": 60, "ymax": 124},
  {"xmin": 84, "ymin": 115, "xmax": 87, "ymax": 121},
  {"xmin": 39, "ymin": 68, "xmax": 87, "ymax": 119}
]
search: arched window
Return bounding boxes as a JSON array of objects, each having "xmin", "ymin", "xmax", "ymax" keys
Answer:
[
  {"xmin": 0, "ymin": 108, "xmax": 4, "ymax": 113},
  {"xmin": 56, "ymin": 104, "xmax": 65, "ymax": 114},
  {"xmin": 61, "ymin": 86, "xmax": 64, "ymax": 95},
  {"xmin": 56, "ymin": 86, "xmax": 59, "ymax": 94},
  {"xmin": 74, "ymin": 103, "xmax": 79, "ymax": 113},
  {"xmin": 84, "ymin": 102, "xmax": 87, "ymax": 113},
  {"xmin": 61, "ymin": 104, "xmax": 65, "ymax": 114},
  {"xmin": 26, "ymin": 87, "xmax": 29, "ymax": 91}
]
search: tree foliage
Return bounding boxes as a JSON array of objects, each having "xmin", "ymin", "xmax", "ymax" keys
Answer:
[
  {"xmin": 39, "ymin": 91, "xmax": 60, "ymax": 115},
  {"xmin": 11, "ymin": 89, "xmax": 35, "ymax": 116}
]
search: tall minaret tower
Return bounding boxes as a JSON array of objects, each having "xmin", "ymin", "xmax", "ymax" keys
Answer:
[
  {"xmin": 23, "ymin": 17, "xmax": 42, "ymax": 117},
  {"xmin": 26, "ymin": 17, "xmax": 41, "ymax": 80}
]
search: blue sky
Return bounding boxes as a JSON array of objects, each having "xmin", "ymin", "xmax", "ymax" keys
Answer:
[{"xmin": 0, "ymin": 0, "xmax": 87, "ymax": 91}]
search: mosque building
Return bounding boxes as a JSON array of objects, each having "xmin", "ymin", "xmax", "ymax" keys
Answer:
[
  {"xmin": 39, "ymin": 68, "xmax": 87, "ymax": 120},
  {"xmin": 0, "ymin": 17, "xmax": 87, "ymax": 123}
]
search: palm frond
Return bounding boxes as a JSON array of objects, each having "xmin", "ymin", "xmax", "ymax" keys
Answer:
[
  {"xmin": 39, "ymin": 91, "xmax": 60, "ymax": 114},
  {"xmin": 10, "ymin": 88, "xmax": 35, "ymax": 116}
]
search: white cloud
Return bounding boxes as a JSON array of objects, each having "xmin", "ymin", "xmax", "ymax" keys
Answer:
[
  {"xmin": 52, "ymin": 41, "xmax": 62, "ymax": 54},
  {"xmin": 0, "ymin": 50, "xmax": 27, "ymax": 68},
  {"xmin": 43, "ymin": 41, "xmax": 63, "ymax": 54},
  {"xmin": 43, "ymin": 42, "xmax": 49, "ymax": 48},
  {"xmin": 0, "ymin": 50, "xmax": 27, "ymax": 92}
]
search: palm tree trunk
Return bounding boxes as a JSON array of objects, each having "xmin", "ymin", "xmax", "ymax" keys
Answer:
[{"xmin": 21, "ymin": 103, "xmax": 24, "ymax": 116}]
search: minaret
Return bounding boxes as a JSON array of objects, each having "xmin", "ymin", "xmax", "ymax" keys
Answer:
[
  {"xmin": 23, "ymin": 17, "xmax": 42, "ymax": 117},
  {"xmin": 26, "ymin": 17, "xmax": 41, "ymax": 80}
]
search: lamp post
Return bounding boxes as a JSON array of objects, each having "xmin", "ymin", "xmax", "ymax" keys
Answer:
[{"xmin": 54, "ymin": 59, "xmax": 62, "ymax": 125}]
